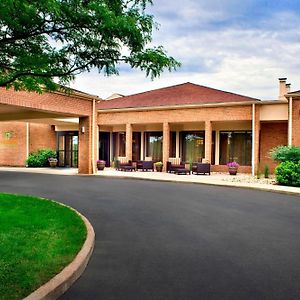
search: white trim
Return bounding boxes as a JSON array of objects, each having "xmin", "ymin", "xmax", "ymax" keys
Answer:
[
  {"xmin": 288, "ymin": 96, "xmax": 293, "ymax": 146},
  {"xmin": 98, "ymin": 101, "xmax": 258, "ymax": 113},
  {"xmin": 215, "ymin": 130, "xmax": 220, "ymax": 165},
  {"xmin": 251, "ymin": 104, "xmax": 255, "ymax": 176}
]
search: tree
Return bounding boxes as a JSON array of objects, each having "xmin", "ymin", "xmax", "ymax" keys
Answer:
[{"xmin": 0, "ymin": 0, "xmax": 180, "ymax": 92}]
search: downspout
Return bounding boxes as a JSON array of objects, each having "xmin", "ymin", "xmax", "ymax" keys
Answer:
[
  {"xmin": 92, "ymin": 99, "xmax": 96, "ymax": 174},
  {"xmin": 288, "ymin": 96, "xmax": 293, "ymax": 146},
  {"xmin": 251, "ymin": 104, "xmax": 255, "ymax": 177}
]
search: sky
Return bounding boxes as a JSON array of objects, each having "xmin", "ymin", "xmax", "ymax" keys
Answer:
[{"xmin": 70, "ymin": 0, "xmax": 300, "ymax": 100}]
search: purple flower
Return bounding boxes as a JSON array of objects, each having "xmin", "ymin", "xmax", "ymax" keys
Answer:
[
  {"xmin": 97, "ymin": 160, "xmax": 105, "ymax": 163},
  {"xmin": 227, "ymin": 161, "xmax": 240, "ymax": 168}
]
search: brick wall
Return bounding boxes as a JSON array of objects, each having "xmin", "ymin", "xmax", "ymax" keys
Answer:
[
  {"xmin": 0, "ymin": 121, "xmax": 57, "ymax": 166},
  {"xmin": 0, "ymin": 122, "xmax": 27, "ymax": 166},
  {"xmin": 0, "ymin": 88, "xmax": 92, "ymax": 117},
  {"xmin": 292, "ymin": 99, "xmax": 300, "ymax": 146},
  {"xmin": 29, "ymin": 123, "xmax": 56, "ymax": 153},
  {"xmin": 260, "ymin": 122, "xmax": 288, "ymax": 173},
  {"xmin": 98, "ymin": 105, "xmax": 252, "ymax": 125}
]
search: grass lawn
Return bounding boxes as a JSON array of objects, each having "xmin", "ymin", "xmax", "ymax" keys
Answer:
[{"xmin": 0, "ymin": 193, "xmax": 87, "ymax": 300}]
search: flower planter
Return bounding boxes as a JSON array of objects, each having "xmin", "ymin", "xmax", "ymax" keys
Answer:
[
  {"xmin": 156, "ymin": 166, "xmax": 163, "ymax": 172},
  {"xmin": 228, "ymin": 167, "xmax": 238, "ymax": 175},
  {"xmin": 97, "ymin": 161, "xmax": 105, "ymax": 171},
  {"xmin": 49, "ymin": 160, "xmax": 57, "ymax": 168}
]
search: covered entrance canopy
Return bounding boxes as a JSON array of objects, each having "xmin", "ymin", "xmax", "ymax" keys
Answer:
[{"xmin": 0, "ymin": 87, "xmax": 99, "ymax": 174}]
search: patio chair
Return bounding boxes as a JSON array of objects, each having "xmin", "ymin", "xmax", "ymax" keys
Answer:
[
  {"xmin": 166, "ymin": 161, "xmax": 185, "ymax": 173},
  {"xmin": 116, "ymin": 160, "xmax": 135, "ymax": 171},
  {"xmin": 192, "ymin": 163, "xmax": 211, "ymax": 175},
  {"xmin": 141, "ymin": 160, "xmax": 154, "ymax": 171}
]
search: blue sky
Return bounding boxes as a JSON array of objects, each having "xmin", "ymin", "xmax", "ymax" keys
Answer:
[{"xmin": 71, "ymin": 0, "xmax": 300, "ymax": 100}]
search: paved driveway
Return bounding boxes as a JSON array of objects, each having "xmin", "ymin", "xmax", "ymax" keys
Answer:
[{"xmin": 0, "ymin": 171, "xmax": 299, "ymax": 300}]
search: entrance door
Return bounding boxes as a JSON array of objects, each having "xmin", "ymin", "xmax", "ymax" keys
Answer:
[
  {"xmin": 99, "ymin": 132, "xmax": 110, "ymax": 166},
  {"xmin": 57, "ymin": 132, "xmax": 78, "ymax": 167}
]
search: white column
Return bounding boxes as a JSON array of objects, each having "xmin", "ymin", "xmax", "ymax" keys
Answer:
[
  {"xmin": 140, "ymin": 131, "xmax": 144, "ymax": 160},
  {"xmin": 176, "ymin": 131, "xmax": 180, "ymax": 158},
  {"xmin": 215, "ymin": 130, "xmax": 220, "ymax": 165},
  {"xmin": 288, "ymin": 96, "xmax": 293, "ymax": 146}
]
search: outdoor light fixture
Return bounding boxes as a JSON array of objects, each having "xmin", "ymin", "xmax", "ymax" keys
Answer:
[{"xmin": 81, "ymin": 126, "xmax": 85, "ymax": 133}]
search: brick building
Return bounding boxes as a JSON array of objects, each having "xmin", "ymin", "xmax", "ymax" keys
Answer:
[{"xmin": 0, "ymin": 78, "xmax": 298, "ymax": 174}]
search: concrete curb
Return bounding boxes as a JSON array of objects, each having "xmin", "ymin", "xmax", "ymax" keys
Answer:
[
  {"xmin": 92, "ymin": 174, "xmax": 300, "ymax": 196},
  {"xmin": 24, "ymin": 210, "xmax": 95, "ymax": 300}
]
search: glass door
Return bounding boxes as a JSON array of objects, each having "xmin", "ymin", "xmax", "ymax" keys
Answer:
[{"xmin": 57, "ymin": 132, "xmax": 78, "ymax": 167}]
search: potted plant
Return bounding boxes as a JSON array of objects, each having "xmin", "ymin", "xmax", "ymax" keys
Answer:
[
  {"xmin": 155, "ymin": 161, "xmax": 163, "ymax": 172},
  {"xmin": 227, "ymin": 161, "xmax": 239, "ymax": 175},
  {"xmin": 97, "ymin": 160, "xmax": 106, "ymax": 170},
  {"xmin": 48, "ymin": 157, "xmax": 58, "ymax": 168}
]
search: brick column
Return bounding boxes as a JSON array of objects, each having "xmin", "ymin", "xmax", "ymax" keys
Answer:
[
  {"xmin": 163, "ymin": 122, "xmax": 170, "ymax": 171},
  {"xmin": 78, "ymin": 116, "xmax": 93, "ymax": 174},
  {"xmin": 126, "ymin": 123, "xmax": 132, "ymax": 161},
  {"xmin": 205, "ymin": 120, "xmax": 212, "ymax": 163}
]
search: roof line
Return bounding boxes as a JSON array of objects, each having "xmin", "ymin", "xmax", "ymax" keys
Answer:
[{"xmin": 109, "ymin": 82, "xmax": 259, "ymax": 102}]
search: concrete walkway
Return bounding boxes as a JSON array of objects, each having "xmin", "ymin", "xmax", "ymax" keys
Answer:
[{"xmin": 0, "ymin": 167, "xmax": 299, "ymax": 195}]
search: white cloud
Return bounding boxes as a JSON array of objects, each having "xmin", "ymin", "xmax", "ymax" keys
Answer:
[{"xmin": 71, "ymin": 3, "xmax": 300, "ymax": 100}]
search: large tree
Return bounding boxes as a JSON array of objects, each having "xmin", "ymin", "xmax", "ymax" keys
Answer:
[{"xmin": 0, "ymin": 0, "xmax": 180, "ymax": 92}]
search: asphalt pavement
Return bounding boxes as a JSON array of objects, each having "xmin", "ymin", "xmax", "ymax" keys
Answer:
[{"xmin": 0, "ymin": 171, "xmax": 299, "ymax": 300}]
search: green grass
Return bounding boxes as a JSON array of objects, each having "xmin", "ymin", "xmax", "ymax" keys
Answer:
[{"xmin": 0, "ymin": 193, "xmax": 87, "ymax": 300}]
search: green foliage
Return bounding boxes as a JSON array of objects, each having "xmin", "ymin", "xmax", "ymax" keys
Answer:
[
  {"xmin": 264, "ymin": 164, "xmax": 269, "ymax": 178},
  {"xmin": 275, "ymin": 161, "xmax": 300, "ymax": 187},
  {"xmin": 256, "ymin": 166, "xmax": 261, "ymax": 179},
  {"xmin": 26, "ymin": 149, "xmax": 56, "ymax": 167},
  {"xmin": 0, "ymin": 193, "xmax": 86, "ymax": 299},
  {"xmin": 270, "ymin": 145, "xmax": 300, "ymax": 163},
  {"xmin": 0, "ymin": 0, "xmax": 180, "ymax": 92}
]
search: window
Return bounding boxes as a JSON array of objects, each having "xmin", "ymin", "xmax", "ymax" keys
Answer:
[
  {"xmin": 112, "ymin": 132, "xmax": 126, "ymax": 157},
  {"xmin": 219, "ymin": 131, "xmax": 252, "ymax": 165},
  {"xmin": 145, "ymin": 132, "xmax": 163, "ymax": 161},
  {"xmin": 181, "ymin": 131, "xmax": 205, "ymax": 162},
  {"xmin": 170, "ymin": 131, "xmax": 176, "ymax": 157}
]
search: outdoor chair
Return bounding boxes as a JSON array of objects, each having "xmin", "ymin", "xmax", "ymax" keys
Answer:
[
  {"xmin": 136, "ymin": 160, "xmax": 154, "ymax": 171},
  {"xmin": 166, "ymin": 161, "xmax": 185, "ymax": 173},
  {"xmin": 192, "ymin": 163, "xmax": 211, "ymax": 175},
  {"xmin": 116, "ymin": 160, "xmax": 135, "ymax": 171}
]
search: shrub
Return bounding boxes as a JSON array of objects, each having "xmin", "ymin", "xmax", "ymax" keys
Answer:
[
  {"xmin": 264, "ymin": 164, "xmax": 269, "ymax": 178},
  {"xmin": 270, "ymin": 145, "xmax": 300, "ymax": 163},
  {"xmin": 275, "ymin": 161, "xmax": 300, "ymax": 187},
  {"xmin": 26, "ymin": 149, "xmax": 57, "ymax": 167}
]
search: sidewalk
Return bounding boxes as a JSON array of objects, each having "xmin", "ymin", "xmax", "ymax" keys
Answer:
[
  {"xmin": 0, "ymin": 167, "xmax": 299, "ymax": 196},
  {"xmin": 97, "ymin": 168, "xmax": 300, "ymax": 196}
]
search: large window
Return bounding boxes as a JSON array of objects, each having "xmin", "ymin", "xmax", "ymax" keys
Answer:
[
  {"xmin": 112, "ymin": 132, "xmax": 126, "ymax": 157},
  {"xmin": 181, "ymin": 131, "xmax": 205, "ymax": 162},
  {"xmin": 219, "ymin": 131, "xmax": 252, "ymax": 165},
  {"xmin": 145, "ymin": 132, "xmax": 163, "ymax": 161},
  {"xmin": 170, "ymin": 131, "xmax": 176, "ymax": 157}
]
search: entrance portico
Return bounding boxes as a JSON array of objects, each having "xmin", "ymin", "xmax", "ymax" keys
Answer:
[{"xmin": 0, "ymin": 87, "xmax": 99, "ymax": 174}]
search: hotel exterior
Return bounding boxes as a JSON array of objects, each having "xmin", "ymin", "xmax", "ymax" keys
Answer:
[{"xmin": 0, "ymin": 78, "xmax": 299, "ymax": 174}]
